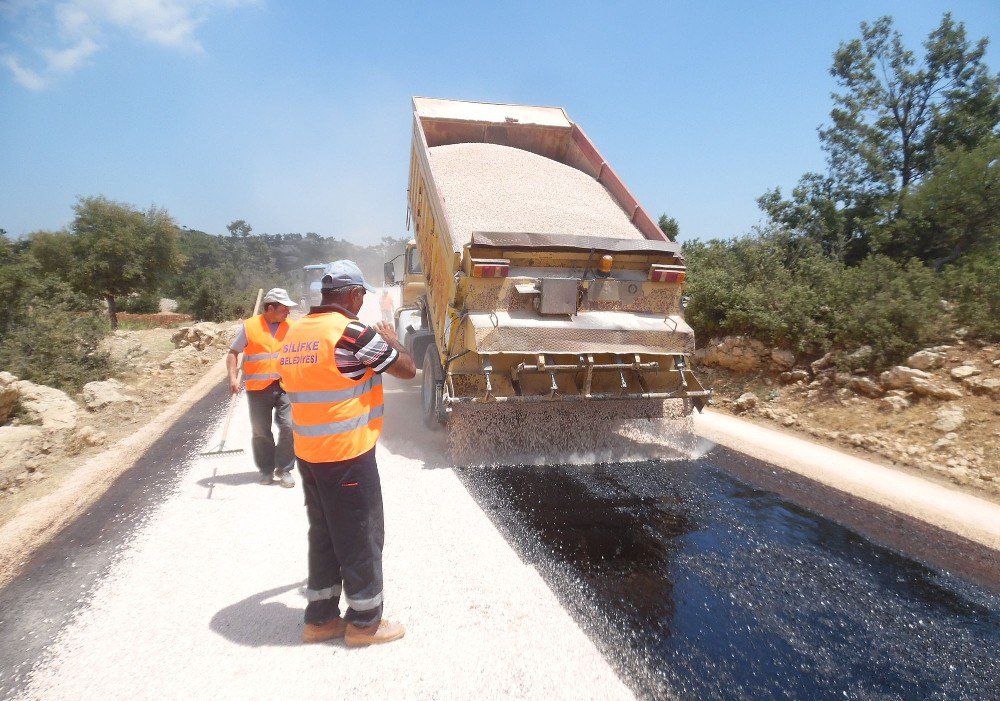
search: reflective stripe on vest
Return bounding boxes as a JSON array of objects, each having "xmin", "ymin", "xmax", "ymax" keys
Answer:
[
  {"xmin": 277, "ymin": 312, "xmax": 384, "ymax": 462},
  {"xmin": 243, "ymin": 315, "xmax": 289, "ymax": 391}
]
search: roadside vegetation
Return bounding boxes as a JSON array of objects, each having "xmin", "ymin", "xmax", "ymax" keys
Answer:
[
  {"xmin": 679, "ymin": 13, "xmax": 999, "ymax": 370},
  {"xmin": 1, "ymin": 203, "xmax": 405, "ymax": 393}
]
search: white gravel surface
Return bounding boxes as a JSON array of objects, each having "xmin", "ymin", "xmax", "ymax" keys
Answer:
[
  {"xmin": 693, "ymin": 410, "xmax": 1000, "ymax": 550},
  {"xmin": 17, "ymin": 298, "xmax": 634, "ymax": 701},
  {"xmin": 428, "ymin": 143, "xmax": 646, "ymax": 251}
]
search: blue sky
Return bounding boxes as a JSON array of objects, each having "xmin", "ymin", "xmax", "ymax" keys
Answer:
[{"xmin": 1, "ymin": 1, "xmax": 997, "ymax": 246}]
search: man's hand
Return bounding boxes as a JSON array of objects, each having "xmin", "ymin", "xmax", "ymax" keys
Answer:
[
  {"xmin": 375, "ymin": 321, "xmax": 400, "ymax": 348},
  {"xmin": 225, "ymin": 350, "xmax": 242, "ymax": 394}
]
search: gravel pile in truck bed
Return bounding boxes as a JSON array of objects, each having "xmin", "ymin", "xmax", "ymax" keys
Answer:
[{"xmin": 427, "ymin": 143, "xmax": 647, "ymax": 252}]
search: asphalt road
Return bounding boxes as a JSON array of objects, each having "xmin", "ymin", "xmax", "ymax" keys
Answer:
[{"xmin": 1, "ymin": 298, "xmax": 997, "ymax": 700}]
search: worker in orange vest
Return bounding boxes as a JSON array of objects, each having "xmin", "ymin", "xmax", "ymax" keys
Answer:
[
  {"xmin": 226, "ymin": 287, "xmax": 297, "ymax": 488},
  {"xmin": 278, "ymin": 260, "xmax": 416, "ymax": 647},
  {"xmin": 379, "ymin": 288, "xmax": 394, "ymax": 323}
]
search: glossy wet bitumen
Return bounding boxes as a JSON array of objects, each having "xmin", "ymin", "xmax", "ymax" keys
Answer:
[{"xmin": 458, "ymin": 452, "xmax": 1000, "ymax": 701}]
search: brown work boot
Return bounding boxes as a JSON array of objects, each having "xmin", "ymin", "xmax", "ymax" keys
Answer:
[
  {"xmin": 302, "ymin": 617, "xmax": 347, "ymax": 643},
  {"xmin": 344, "ymin": 619, "xmax": 405, "ymax": 647}
]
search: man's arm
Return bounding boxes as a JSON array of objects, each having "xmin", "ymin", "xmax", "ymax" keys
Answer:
[
  {"xmin": 226, "ymin": 350, "xmax": 242, "ymax": 394},
  {"xmin": 374, "ymin": 322, "xmax": 416, "ymax": 379}
]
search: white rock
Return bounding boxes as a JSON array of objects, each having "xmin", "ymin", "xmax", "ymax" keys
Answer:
[
  {"xmin": 74, "ymin": 425, "xmax": 108, "ymax": 447},
  {"xmin": 770, "ymin": 349, "xmax": 796, "ymax": 371},
  {"xmin": 12, "ymin": 380, "xmax": 78, "ymax": 430},
  {"xmin": 910, "ymin": 377, "xmax": 964, "ymax": 400},
  {"xmin": 907, "ymin": 350, "xmax": 945, "ymax": 370},
  {"xmin": 0, "ymin": 384, "xmax": 17, "ymax": 425},
  {"xmin": 848, "ymin": 376, "xmax": 883, "ymax": 398},
  {"xmin": 733, "ymin": 392, "xmax": 759, "ymax": 412},
  {"xmin": 83, "ymin": 379, "xmax": 138, "ymax": 411},
  {"xmin": 810, "ymin": 353, "xmax": 836, "ymax": 373},
  {"xmin": 962, "ymin": 376, "xmax": 1000, "ymax": 399},
  {"xmin": 879, "ymin": 366, "xmax": 932, "ymax": 390},
  {"xmin": 933, "ymin": 405, "xmax": 965, "ymax": 432},
  {"xmin": 695, "ymin": 336, "xmax": 768, "ymax": 372},
  {"xmin": 880, "ymin": 396, "xmax": 910, "ymax": 413},
  {"xmin": 949, "ymin": 365, "xmax": 980, "ymax": 380}
]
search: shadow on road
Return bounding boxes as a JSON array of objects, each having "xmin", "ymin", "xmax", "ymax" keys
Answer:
[
  {"xmin": 196, "ymin": 471, "xmax": 264, "ymax": 488},
  {"xmin": 380, "ymin": 375, "xmax": 451, "ymax": 467},
  {"xmin": 209, "ymin": 582, "xmax": 312, "ymax": 647}
]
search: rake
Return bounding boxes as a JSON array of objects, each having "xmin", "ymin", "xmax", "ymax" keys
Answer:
[{"xmin": 201, "ymin": 288, "xmax": 263, "ymax": 458}]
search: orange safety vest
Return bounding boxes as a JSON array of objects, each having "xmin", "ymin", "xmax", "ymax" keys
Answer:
[
  {"xmin": 277, "ymin": 312, "xmax": 384, "ymax": 462},
  {"xmin": 242, "ymin": 314, "xmax": 290, "ymax": 391}
]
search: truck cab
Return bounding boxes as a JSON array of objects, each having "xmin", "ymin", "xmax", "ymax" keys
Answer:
[{"xmin": 385, "ymin": 241, "xmax": 435, "ymax": 369}]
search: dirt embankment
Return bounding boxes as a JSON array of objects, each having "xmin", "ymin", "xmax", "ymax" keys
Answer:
[
  {"xmin": 0, "ymin": 322, "xmax": 237, "ymax": 530},
  {"xmin": 696, "ymin": 336, "xmax": 1000, "ymax": 499}
]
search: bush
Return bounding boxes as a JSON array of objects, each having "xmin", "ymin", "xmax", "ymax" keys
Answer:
[
  {"xmin": 822, "ymin": 256, "xmax": 944, "ymax": 367},
  {"xmin": 179, "ymin": 271, "xmax": 250, "ymax": 322},
  {"xmin": 683, "ymin": 234, "xmax": 947, "ymax": 369},
  {"xmin": 118, "ymin": 290, "xmax": 161, "ymax": 313},
  {"xmin": 941, "ymin": 243, "xmax": 1000, "ymax": 340},
  {"xmin": 0, "ymin": 299, "xmax": 116, "ymax": 394}
]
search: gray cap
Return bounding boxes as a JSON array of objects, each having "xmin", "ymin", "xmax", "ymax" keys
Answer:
[
  {"xmin": 261, "ymin": 288, "xmax": 298, "ymax": 307},
  {"xmin": 321, "ymin": 259, "xmax": 375, "ymax": 292}
]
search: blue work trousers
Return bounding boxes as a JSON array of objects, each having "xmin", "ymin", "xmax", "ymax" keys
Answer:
[{"xmin": 246, "ymin": 382, "xmax": 295, "ymax": 476}]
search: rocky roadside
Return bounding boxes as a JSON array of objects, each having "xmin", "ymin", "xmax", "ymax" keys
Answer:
[
  {"xmin": 694, "ymin": 335, "xmax": 1000, "ymax": 498},
  {"xmin": 0, "ymin": 322, "xmax": 237, "ymax": 527}
]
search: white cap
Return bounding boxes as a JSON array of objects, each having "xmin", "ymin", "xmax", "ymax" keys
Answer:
[{"xmin": 261, "ymin": 288, "xmax": 298, "ymax": 307}]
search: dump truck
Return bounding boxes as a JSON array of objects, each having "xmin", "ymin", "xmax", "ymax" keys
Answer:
[{"xmin": 390, "ymin": 97, "xmax": 709, "ymax": 450}]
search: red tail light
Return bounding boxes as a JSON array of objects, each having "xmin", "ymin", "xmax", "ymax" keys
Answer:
[{"xmin": 471, "ymin": 258, "xmax": 510, "ymax": 278}]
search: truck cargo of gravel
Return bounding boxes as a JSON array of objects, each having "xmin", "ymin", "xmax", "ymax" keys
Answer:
[{"xmin": 392, "ymin": 97, "xmax": 710, "ymax": 457}]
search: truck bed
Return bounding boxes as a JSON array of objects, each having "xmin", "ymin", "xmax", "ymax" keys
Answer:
[{"xmin": 428, "ymin": 143, "xmax": 647, "ymax": 253}]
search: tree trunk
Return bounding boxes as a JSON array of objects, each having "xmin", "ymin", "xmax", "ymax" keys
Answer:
[{"xmin": 106, "ymin": 294, "xmax": 119, "ymax": 330}]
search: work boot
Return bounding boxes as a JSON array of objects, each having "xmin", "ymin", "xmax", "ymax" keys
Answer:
[
  {"xmin": 303, "ymin": 617, "xmax": 347, "ymax": 643},
  {"xmin": 259, "ymin": 473, "xmax": 273, "ymax": 485},
  {"xmin": 344, "ymin": 619, "xmax": 405, "ymax": 647},
  {"xmin": 277, "ymin": 470, "xmax": 295, "ymax": 488}
]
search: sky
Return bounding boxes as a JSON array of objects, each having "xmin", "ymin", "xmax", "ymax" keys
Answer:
[{"xmin": 1, "ymin": 1, "xmax": 997, "ymax": 247}]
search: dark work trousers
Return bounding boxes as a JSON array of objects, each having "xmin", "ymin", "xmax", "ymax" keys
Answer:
[
  {"xmin": 299, "ymin": 447, "xmax": 384, "ymax": 628},
  {"xmin": 246, "ymin": 382, "xmax": 295, "ymax": 477}
]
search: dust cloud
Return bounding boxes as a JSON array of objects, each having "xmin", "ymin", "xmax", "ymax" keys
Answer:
[{"xmin": 448, "ymin": 400, "xmax": 715, "ymax": 467}]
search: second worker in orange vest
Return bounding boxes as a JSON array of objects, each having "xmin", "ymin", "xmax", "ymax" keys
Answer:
[
  {"xmin": 226, "ymin": 287, "xmax": 298, "ymax": 487},
  {"xmin": 278, "ymin": 260, "xmax": 416, "ymax": 647}
]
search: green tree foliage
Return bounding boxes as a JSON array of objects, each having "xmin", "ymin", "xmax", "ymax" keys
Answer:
[
  {"xmin": 0, "ymin": 232, "xmax": 115, "ymax": 393},
  {"xmin": 887, "ymin": 136, "xmax": 1000, "ymax": 267},
  {"xmin": 70, "ymin": 196, "xmax": 184, "ymax": 328},
  {"xmin": 683, "ymin": 233, "xmax": 944, "ymax": 368},
  {"xmin": 761, "ymin": 14, "xmax": 999, "ymax": 263},
  {"xmin": 657, "ymin": 214, "xmax": 679, "ymax": 241},
  {"xmin": 166, "ymin": 227, "xmax": 408, "ymax": 320}
]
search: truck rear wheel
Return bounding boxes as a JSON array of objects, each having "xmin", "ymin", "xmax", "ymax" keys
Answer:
[{"xmin": 422, "ymin": 344, "xmax": 446, "ymax": 429}]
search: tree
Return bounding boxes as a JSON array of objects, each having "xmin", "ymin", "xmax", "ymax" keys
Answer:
[
  {"xmin": 760, "ymin": 13, "xmax": 998, "ymax": 263},
  {"xmin": 889, "ymin": 135, "xmax": 1000, "ymax": 268},
  {"xmin": 227, "ymin": 219, "xmax": 252, "ymax": 238},
  {"xmin": 657, "ymin": 214, "xmax": 679, "ymax": 241},
  {"xmin": 28, "ymin": 230, "xmax": 76, "ymax": 278},
  {"xmin": 823, "ymin": 13, "xmax": 998, "ymax": 201},
  {"xmin": 70, "ymin": 196, "xmax": 184, "ymax": 328}
]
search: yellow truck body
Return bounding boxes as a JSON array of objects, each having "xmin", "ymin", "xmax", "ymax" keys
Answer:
[{"xmin": 399, "ymin": 97, "xmax": 709, "ymax": 427}]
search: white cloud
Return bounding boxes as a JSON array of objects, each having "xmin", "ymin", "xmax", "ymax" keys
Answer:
[
  {"xmin": 2, "ymin": 55, "xmax": 47, "ymax": 90},
  {"xmin": 2, "ymin": 0, "xmax": 259, "ymax": 90}
]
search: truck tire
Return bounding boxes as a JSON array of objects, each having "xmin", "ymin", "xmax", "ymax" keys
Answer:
[{"xmin": 422, "ymin": 344, "xmax": 446, "ymax": 430}]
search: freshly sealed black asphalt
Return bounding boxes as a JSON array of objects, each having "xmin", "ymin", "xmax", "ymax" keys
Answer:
[{"xmin": 459, "ymin": 452, "xmax": 1000, "ymax": 701}]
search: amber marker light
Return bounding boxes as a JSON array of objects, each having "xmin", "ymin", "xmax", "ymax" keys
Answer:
[{"xmin": 596, "ymin": 254, "xmax": 614, "ymax": 277}]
